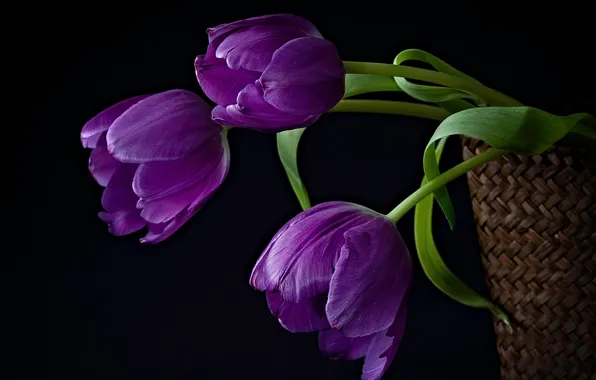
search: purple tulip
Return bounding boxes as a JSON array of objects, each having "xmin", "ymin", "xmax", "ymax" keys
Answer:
[
  {"xmin": 250, "ymin": 201, "xmax": 412, "ymax": 380},
  {"xmin": 80, "ymin": 89, "xmax": 230, "ymax": 244},
  {"xmin": 194, "ymin": 14, "xmax": 345, "ymax": 132}
]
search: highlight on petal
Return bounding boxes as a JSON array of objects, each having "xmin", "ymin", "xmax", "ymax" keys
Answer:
[
  {"xmin": 81, "ymin": 95, "xmax": 150, "ymax": 148},
  {"xmin": 207, "ymin": 14, "xmax": 322, "ymax": 46},
  {"xmin": 88, "ymin": 134, "xmax": 120, "ymax": 187},
  {"xmin": 362, "ymin": 298, "xmax": 409, "ymax": 380},
  {"xmin": 107, "ymin": 90, "xmax": 220, "ymax": 163},
  {"xmin": 326, "ymin": 217, "xmax": 412, "ymax": 338},
  {"xmin": 216, "ymin": 25, "xmax": 307, "ymax": 72},
  {"xmin": 221, "ymin": 83, "xmax": 319, "ymax": 131},
  {"xmin": 266, "ymin": 291, "xmax": 330, "ymax": 333},
  {"xmin": 99, "ymin": 164, "xmax": 146, "ymax": 236},
  {"xmin": 318, "ymin": 329, "xmax": 374, "ymax": 360},
  {"xmin": 249, "ymin": 202, "xmax": 378, "ymax": 302},
  {"xmin": 195, "ymin": 53, "xmax": 260, "ymax": 106},
  {"xmin": 261, "ymin": 37, "xmax": 345, "ymax": 115}
]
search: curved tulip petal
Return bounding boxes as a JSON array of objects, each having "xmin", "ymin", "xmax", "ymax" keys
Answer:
[
  {"xmin": 362, "ymin": 298, "xmax": 409, "ymax": 380},
  {"xmin": 140, "ymin": 206, "xmax": 197, "ymax": 244},
  {"xmin": 81, "ymin": 95, "xmax": 150, "ymax": 148},
  {"xmin": 98, "ymin": 210, "xmax": 146, "ymax": 236},
  {"xmin": 207, "ymin": 14, "xmax": 322, "ymax": 47},
  {"xmin": 107, "ymin": 90, "xmax": 220, "ymax": 163},
  {"xmin": 266, "ymin": 291, "xmax": 329, "ymax": 333},
  {"xmin": 220, "ymin": 83, "xmax": 319, "ymax": 131},
  {"xmin": 261, "ymin": 37, "xmax": 345, "ymax": 115},
  {"xmin": 132, "ymin": 136, "xmax": 225, "ymax": 201},
  {"xmin": 318, "ymin": 329, "xmax": 374, "ymax": 360},
  {"xmin": 138, "ymin": 181, "xmax": 208, "ymax": 224},
  {"xmin": 250, "ymin": 202, "xmax": 378, "ymax": 302},
  {"xmin": 216, "ymin": 25, "xmax": 306, "ymax": 72},
  {"xmin": 137, "ymin": 143, "xmax": 230, "ymax": 224},
  {"xmin": 88, "ymin": 134, "xmax": 120, "ymax": 187},
  {"xmin": 326, "ymin": 217, "xmax": 412, "ymax": 338},
  {"xmin": 195, "ymin": 53, "xmax": 260, "ymax": 107},
  {"xmin": 99, "ymin": 164, "xmax": 146, "ymax": 235},
  {"xmin": 101, "ymin": 164, "xmax": 140, "ymax": 213},
  {"xmin": 211, "ymin": 106, "xmax": 246, "ymax": 128}
]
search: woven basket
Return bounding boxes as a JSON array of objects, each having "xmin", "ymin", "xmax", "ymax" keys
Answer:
[{"xmin": 461, "ymin": 137, "xmax": 596, "ymax": 380}]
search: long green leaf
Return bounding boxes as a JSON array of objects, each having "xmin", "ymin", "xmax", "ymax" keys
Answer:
[
  {"xmin": 343, "ymin": 74, "xmax": 402, "ymax": 98},
  {"xmin": 558, "ymin": 113, "xmax": 596, "ymax": 148},
  {"xmin": 393, "ymin": 49, "xmax": 485, "ymax": 105},
  {"xmin": 415, "ymin": 137, "xmax": 511, "ymax": 328},
  {"xmin": 424, "ymin": 107, "xmax": 594, "ymax": 228},
  {"xmin": 277, "ymin": 128, "xmax": 311, "ymax": 210}
]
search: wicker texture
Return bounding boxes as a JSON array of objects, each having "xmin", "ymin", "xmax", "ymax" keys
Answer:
[{"xmin": 461, "ymin": 137, "xmax": 596, "ymax": 380}]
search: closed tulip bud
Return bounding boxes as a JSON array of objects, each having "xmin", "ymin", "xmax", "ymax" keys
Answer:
[
  {"xmin": 81, "ymin": 90, "xmax": 230, "ymax": 243},
  {"xmin": 195, "ymin": 14, "xmax": 345, "ymax": 132},
  {"xmin": 250, "ymin": 201, "xmax": 412, "ymax": 380}
]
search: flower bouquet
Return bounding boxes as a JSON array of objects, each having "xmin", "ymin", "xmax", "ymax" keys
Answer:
[{"xmin": 80, "ymin": 14, "xmax": 596, "ymax": 380}]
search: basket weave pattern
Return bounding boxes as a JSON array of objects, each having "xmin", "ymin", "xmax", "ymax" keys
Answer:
[{"xmin": 461, "ymin": 138, "xmax": 596, "ymax": 380}]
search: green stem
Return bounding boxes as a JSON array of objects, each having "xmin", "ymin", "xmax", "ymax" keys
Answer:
[
  {"xmin": 343, "ymin": 61, "xmax": 522, "ymax": 107},
  {"xmin": 386, "ymin": 148, "xmax": 507, "ymax": 223},
  {"xmin": 329, "ymin": 99, "xmax": 449, "ymax": 121}
]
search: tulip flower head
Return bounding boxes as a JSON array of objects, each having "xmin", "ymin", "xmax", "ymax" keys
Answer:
[
  {"xmin": 195, "ymin": 14, "xmax": 345, "ymax": 132},
  {"xmin": 81, "ymin": 89, "xmax": 230, "ymax": 243},
  {"xmin": 250, "ymin": 201, "xmax": 412, "ymax": 380}
]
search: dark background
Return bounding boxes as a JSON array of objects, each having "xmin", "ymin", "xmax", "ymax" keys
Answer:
[{"xmin": 13, "ymin": 3, "xmax": 595, "ymax": 379}]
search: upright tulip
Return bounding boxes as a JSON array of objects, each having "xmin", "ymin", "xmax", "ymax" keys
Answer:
[
  {"xmin": 250, "ymin": 201, "xmax": 412, "ymax": 380},
  {"xmin": 195, "ymin": 14, "xmax": 345, "ymax": 132},
  {"xmin": 81, "ymin": 89, "xmax": 230, "ymax": 243}
]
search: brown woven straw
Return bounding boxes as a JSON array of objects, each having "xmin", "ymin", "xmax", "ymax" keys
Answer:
[{"xmin": 461, "ymin": 137, "xmax": 596, "ymax": 380}]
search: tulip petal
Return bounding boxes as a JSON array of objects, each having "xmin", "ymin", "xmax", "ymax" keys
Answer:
[
  {"xmin": 195, "ymin": 53, "xmax": 260, "ymax": 107},
  {"xmin": 141, "ymin": 207, "xmax": 196, "ymax": 244},
  {"xmin": 266, "ymin": 291, "xmax": 329, "ymax": 333},
  {"xmin": 211, "ymin": 106, "xmax": 246, "ymax": 128},
  {"xmin": 216, "ymin": 25, "xmax": 306, "ymax": 72},
  {"xmin": 137, "ymin": 141, "xmax": 230, "ymax": 224},
  {"xmin": 207, "ymin": 14, "xmax": 322, "ymax": 46},
  {"xmin": 318, "ymin": 329, "xmax": 374, "ymax": 360},
  {"xmin": 101, "ymin": 164, "xmax": 140, "ymax": 213},
  {"xmin": 326, "ymin": 217, "xmax": 412, "ymax": 338},
  {"xmin": 261, "ymin": 37, "xmax": 345, "ymax": 115},
  {"xmin": 88, "ymin": 134, "xmax": 120, "ymax": 187},
  {"xmin": 99, "ymin": 164, "xmax": 146, "ymax": 236},
  {"xmin": 362, "ymin": 299, "xmax": 409, "ymax": 380},
  {"xmin": 107, "ymin": 90, "xmax": 219, "ymax": 163},
  {"xmin": 132, "ymin": 136, "xmax": 225, "ymax": 201},
  {"xmin": 216, "ymin": 83, "xmax": 318, "ymax": 131},
  {"xmin": 81, "ymin": 95, "xmax": 150, "ymax": 148},
  {"xmin": 98, "ymin": 210, "xmax": 145, "ymax": 236},
  {"xmin": 250, "ymin": 202, "xmax": 378, "ymax": 302}
]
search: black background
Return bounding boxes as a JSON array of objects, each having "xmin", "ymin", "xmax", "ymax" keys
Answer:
[{"xmin": 13, "ymin": 3, "xmax": 595, "ymax": 379}]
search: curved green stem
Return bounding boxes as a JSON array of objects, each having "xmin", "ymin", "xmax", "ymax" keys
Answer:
[
  {"xmin": 329, "ymin": 99, "xmax": 449, "ymax": 121},
  {"xmin": 343, "ymin": 61, "xmax": 522, "ymax": 107},
  {"xmin": 387, "ymin": 148, "xmax": 507, "ymax": 223}
]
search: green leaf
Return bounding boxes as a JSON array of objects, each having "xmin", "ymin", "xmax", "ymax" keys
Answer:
[
  {"xmin": 424, "ymin": 107, "xmax": 591, "ymax": 229},
  {"xmin": 558, "ymin": 113, "xmax": 596, "ymax": 148},
  {"xmin": 343, "ymin": 74, "xmax": 402, "ymax": 98},
  {"xmin": 392, "ymin": 49, "xmax": 485, "ymax": 105},
  {"xmin": 277, "ymin": 128, "xmax": 311, "ymax": 210},
  {"xmin": 414, "ymin": 137, "xmax": 511, "ymax": 329}
]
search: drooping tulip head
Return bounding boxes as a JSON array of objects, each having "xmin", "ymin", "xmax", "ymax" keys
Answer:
[
  {"xmin": 250, "ymin": 201, "xmax": 412, "ymax": 380},
  {"xmin": 81, "ymin": 89, "xmax": 230, "ymax": 243},
  {"xmin": 194, "ymin": 14, "xmax": 345, "ymax": 132}
]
